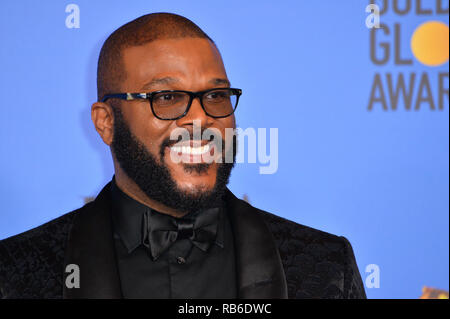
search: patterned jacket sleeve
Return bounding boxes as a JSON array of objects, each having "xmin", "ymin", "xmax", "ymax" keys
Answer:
[{"xmin": 341, "ymin": 236, "xmax": 367, "ymax": 299}]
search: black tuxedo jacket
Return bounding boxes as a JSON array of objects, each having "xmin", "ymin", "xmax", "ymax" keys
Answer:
[{"xmin": 0, "ymin": 183, "xmax": 366, "ymax": 299}]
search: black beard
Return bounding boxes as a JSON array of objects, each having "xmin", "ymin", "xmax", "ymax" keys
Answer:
[{"xmin": 110, "ymin": 107, "xmax": 236, "ymax": 214}]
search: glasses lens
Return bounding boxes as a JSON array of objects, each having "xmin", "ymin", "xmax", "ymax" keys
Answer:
[
  {"xmin": 202, "ymin": 89, "xmax": 238, "ymax": 117},
  {"xmin": 151, "ymin": 92, "xmax": 190, "ymax": 119}
]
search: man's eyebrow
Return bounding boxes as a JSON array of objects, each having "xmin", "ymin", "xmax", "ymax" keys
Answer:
[
  {"xmin": 209, "ymin": 78, "xmax": 230, "ymax": 87},
  {"xmin": 141, "ymin": 77, "xmax": 180, "ymax": 90}
]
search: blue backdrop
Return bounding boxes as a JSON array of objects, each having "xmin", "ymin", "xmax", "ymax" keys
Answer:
[{"xmin": 0, "ymin": 0, "xmax": 448, "ymax": 299}]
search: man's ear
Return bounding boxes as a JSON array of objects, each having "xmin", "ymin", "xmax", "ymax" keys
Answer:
[{"xmin": 91, "ymin": 101, "xmax": 115, "ymax": 145}]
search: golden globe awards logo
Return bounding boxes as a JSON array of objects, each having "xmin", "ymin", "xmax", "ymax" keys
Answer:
[{"xmin": 367, "ymin": 0, "xmax": 449, "ymax": 111}]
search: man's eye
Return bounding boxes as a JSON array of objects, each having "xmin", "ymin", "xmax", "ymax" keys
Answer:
[
  {"xmin": 160, "ymin": 94, "xmax": 175, "ymax": 100},
  {"xmin": 153, "ymin": 92, "xmax": 187, "ymax": 106},
  {"xmin": 155, "ymin": 93, "xmax": 179, "ymax": 102},
  {"xmin": 206, "ymin": 91, "xmax": 229, "ymax": 100}
]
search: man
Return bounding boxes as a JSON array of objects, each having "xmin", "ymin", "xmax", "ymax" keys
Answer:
[{"xmin": 0, "ymin": 13, "xmax": 366, "ymax": 299}]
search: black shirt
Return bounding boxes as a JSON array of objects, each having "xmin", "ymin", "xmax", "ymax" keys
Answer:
[{"xmin": 110, "ymin": 180, "xmax": 237, "ymax": 298}]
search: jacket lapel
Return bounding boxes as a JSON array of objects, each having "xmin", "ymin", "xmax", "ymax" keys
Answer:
[
  {"xmin": 225, "ymin": 190, "xmax": 288, "ymax": 298},
  {"xmin": 63, "ymin": 182, "xmax": 122, "ymax": 298}
]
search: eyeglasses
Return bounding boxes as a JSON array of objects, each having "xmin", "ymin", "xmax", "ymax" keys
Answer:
[{"xmin": 101, "ymin": 87, "xmax": 242, "ymax": 120}]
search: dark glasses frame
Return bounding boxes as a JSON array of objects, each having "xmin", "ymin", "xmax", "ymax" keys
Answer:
[{"xmin": 101, "ymin": 87, "xmax": 242, "ymax": 120}]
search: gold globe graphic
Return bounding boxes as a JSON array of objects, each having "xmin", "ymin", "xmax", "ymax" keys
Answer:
[{"xmin": 411, "ymin": 21, "xmax": 449, "ymax": 67}]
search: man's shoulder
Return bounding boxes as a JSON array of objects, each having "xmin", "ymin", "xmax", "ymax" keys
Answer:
[
  {"xmin": 254, "ymin": 205, "xmax": 353, "ymax": 265},
  {"xmin": 0, "ymin": 210, "xmax": 77, "ymax": 249},
  {"xmin": 248, "ymin": 204, "xmax": 365, "ymax": 299},
  {"xmin": 227, "ymin": 190, "xmax": 344, "ymax": 245},
  {"xmin": 0, "ymin": 200, "xmax": 98, "ymax": 262},
  {"xmin": 251, "ymin": 204, "xmax": 347, "ymax": 246},
  {"xmin": 0, "ymin": 204, "xmax": 89, "ymax": 298}
]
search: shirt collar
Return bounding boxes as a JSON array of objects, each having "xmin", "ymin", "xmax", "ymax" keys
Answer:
[{"xmin": 110, "ymin": 178, "xmax": 225, "ymax": 254}]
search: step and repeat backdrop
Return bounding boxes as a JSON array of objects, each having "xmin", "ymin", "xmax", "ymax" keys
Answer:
[{"xmin": 0, "ymin": 0, "xmax": 448, "ymax": 298}]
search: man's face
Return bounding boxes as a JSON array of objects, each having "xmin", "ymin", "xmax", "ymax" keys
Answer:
[{"xmin": 115, "ymin": 37, "xmax": 236, "ymax": 200}]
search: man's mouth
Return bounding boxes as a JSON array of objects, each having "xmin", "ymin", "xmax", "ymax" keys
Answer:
[
  {"xmin": 169, "ymin": 140, "xmax": 212, "ymax": 156},
  {"xmin": 166, "ymin": 140, "xmax": 219, "ymax": 164}
]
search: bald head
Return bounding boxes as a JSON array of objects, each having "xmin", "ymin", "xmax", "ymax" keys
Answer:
[{"xmin": 97, "ymin": 12, "xmax": 214, "ymax": 101}]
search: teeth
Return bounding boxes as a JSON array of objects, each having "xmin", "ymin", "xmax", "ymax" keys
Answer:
[{"xmin": 170, "ymin": 143, "xmax": 210, "ymax": 155}]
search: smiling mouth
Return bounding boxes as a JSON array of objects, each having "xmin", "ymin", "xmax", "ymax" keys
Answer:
[
  {"xmin": 170, "ymin": 142, "xmax": 211, "ymax": 156},
  {"xmin": 166, "ymin": 140, "xmax": 219, "ymax": 164}
]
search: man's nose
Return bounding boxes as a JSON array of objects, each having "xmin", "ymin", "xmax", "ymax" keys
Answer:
[{"xmin": 176, "ymin": 96, "xmax": 212, "ymax": 128}]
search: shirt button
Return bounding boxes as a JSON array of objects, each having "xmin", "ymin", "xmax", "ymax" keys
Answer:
[{"xmin": 176, "ymin": 256, "xmax": 186, "ymax": 265}]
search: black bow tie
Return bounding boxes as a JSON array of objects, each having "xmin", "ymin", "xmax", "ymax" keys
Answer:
[{"xmin": 141, "ymin": 207, "xmax": 220, "ymax": 260}]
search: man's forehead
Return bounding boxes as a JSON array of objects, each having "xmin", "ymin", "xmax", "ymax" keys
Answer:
[
  {"xmin": 121, "ymin": 37, "xmax": 227, "ymax": 86},
  {"xmin": 122, "ymin": 37, "xmax": 222, "ymax": 65}
]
